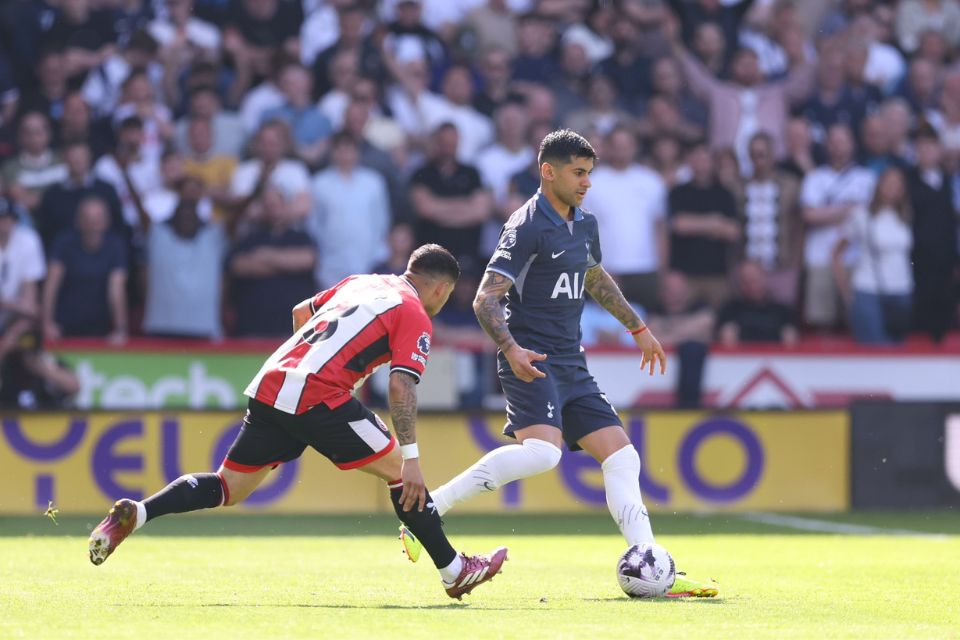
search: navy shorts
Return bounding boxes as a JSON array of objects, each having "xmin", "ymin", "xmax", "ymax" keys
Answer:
[
  {"xmin": 498, "ymin": 352, "xmax": 621, "ymax": 451},
  {"xmin": 224, "ymin": 398, "xmax": 396, "ymax": 472}
]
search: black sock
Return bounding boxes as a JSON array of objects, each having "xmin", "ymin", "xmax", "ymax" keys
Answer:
[
  {"xmin": 390, "ymin": 487, "xmax": 458, "ymax": 570},
  {"xmin": 143, "ymin": 473, "xmax": 224, "ymax": 522}
]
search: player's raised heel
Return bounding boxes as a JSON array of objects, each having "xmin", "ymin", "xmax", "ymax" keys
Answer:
[
  {"xmin": 444, "ymin": 546, "xmax": 509, "ymax": 600},
  {"xmin": 88, "ymin": 499, "xmax": 138, "ymax": 566},
  {"xmin": 667, "ymin": 572, "xmax": 719, "ymax": 598}
]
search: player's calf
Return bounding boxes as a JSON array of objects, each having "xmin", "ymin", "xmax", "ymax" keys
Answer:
[{"xmin": 88, "ymin": 472, "xmax": 230, "ymax": 566}]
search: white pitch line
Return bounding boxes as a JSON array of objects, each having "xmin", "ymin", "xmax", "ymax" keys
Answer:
[{"xmin": 741, "ymin": 512, "xmax": 950, "ymax": 540}]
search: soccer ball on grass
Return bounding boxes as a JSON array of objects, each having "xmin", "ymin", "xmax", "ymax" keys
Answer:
[{"xmin": 616, "ymin": 543, "xmax": 676, "ymax": 598}]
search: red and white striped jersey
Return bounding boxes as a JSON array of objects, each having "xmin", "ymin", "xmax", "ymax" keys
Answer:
[{"xmin": 244, "ymin": 274, "xmax": 433, "ymax": 414}]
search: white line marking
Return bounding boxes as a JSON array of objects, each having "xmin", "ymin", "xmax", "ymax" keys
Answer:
[{"xmin": 741, "ymin": 513, "xmax": 950, "ymax": 540}]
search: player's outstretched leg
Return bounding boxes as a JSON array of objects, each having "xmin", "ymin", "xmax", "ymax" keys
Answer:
[
  {"xmin": 430, "ymin": 435, "xmax": 562, "ymax": 516},
  {"xmin": 386, "ymin": 480, "xmax": 508, "ymax": 600},
  {"xmin": 89, "ymin": 467, "xmax": 264, "ymax": 566}
]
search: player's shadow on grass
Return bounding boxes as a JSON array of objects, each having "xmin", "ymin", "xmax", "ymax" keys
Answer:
[
  {"xmin": 582, "ymin": 597, "xmax": 724, "ymax": 605},
  {"xmin": 0, "ymin": 513, "xmax": 851, "ymax": 537},
  {"xmin": 116, "ymin": 603, "xmax": 539, "ymax": 611}
]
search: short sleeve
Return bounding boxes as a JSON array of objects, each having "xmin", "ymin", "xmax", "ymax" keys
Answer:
[
  {"xmin": 463, "ymin": 166, "xmax": 483, "ymax": 192},
  {"xmin": 651, "ymin": 177, "xmax": 667, "ymax": 220},
  {"xmin": 21, "ymin": 229, "xmax": 47, "ymax": 281},
  {"xmin": 107, "ymin": 234, "xmax": 129, "ymax": 271},
  {"xmin": 718, "ymin": 188, "xmax": 737, "ymax": 219},
  {"xmin": 409, "ymin": 165, "xmax": 431, "ymax": 189},
  {"xmin": 486, "ymin": 216, "xmax": 540, "ymax": 281},
  {"xmin": 388, "ymin": 303, "xmax": 432, "ymax": 383},
  {"xmin": 800, "ymin": 172, "xmax": 825, "ymax": 208},
  {"xmin": 587, "ymin": 217, "xmax": 602, "ymax": 268}
]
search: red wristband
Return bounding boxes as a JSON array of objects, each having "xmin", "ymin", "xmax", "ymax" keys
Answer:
[{"xmin": 627, "ymin": 326, "xmax": 648, "ymax": 335}]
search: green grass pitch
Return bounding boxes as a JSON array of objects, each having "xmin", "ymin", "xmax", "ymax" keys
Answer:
[{"xmin": 1, "ymin": 511, "xmax": 958, "ymax": 639}]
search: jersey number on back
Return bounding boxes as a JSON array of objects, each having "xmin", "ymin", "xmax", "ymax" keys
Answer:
[{"xmin": 302, "ymin": 304, "xmax": 359, "ymax": 344}]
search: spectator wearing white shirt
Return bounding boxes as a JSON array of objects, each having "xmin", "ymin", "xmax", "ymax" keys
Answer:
[
  {"xmin": 112, "ymin": 71, "xmax": 174, "ymax": 167},
  {"xmin": 801, "ymin": 123, "xmax": 876, "ymax": 329},
  {"xmin": 929, "ymin": 72, "xmax": 960, "ymax": 155},
  {"xmin": 310, "ymin": 132, "xmax": 390, "ymax": 287},
  {"xmin": 475, "ymin": 102, "xmax": 532, "ymax": 212},
  {"xmin": 317, "ymin": 49, "xmax": 361, "ymax": 131},
  {"xmin": 148, "ymin": 0, "xmax": 222, "ymax": 54},
  {"xmin": 228, "ymin": 120, "xmax": 312, "ymax": 220},
  {"xmin": 845, "ymin": 17, "xmax": 906, "ymax": 95},
  {"xmin": 832, "ymin": 167, "xmax": 914, "ymax": 344},
  {"xmin": 143, "ymin": 150, "xmax": 214, "ymax": 224},
  {"xmin": 896, "ymin": 0, "xmax": 960, "ymax": 55},
  {"xmin": 585, "ymin": 126, "xmax": 668, "ymax": 311},
  {"xmin": 149, "ymin": 0, "xmax": 222, "ymax": 107},
  {"xmin": 81, "ymin": 30, "xmax": 164, "ymax": 119},
  {"xmin": 0, "ymin": 198, "xmax": 45, "ymax": 365},
  {"xmin": 386, "ymin": 57, "xmax": 452, "ymax": 145},
  {"xmin": 299, "ymin": 0, "xmax": 342, "ymax": 68},
  {"xmin": 92, "ymin": 116, "xmax": 163, "ymax": 230},
  {"xmin": 238, "ymin": 59, "xmax": 287, "ymax": 136},
  {"xmin": 434, "ymin": 65, "xmax": 495, "ymax": 163}
]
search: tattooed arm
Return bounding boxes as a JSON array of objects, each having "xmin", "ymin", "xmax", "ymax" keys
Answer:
[
  {"xmin": 472, "ymin": 270, "xmax": 517, "ymax": 350},
  {"xmin": 584, "ymin": 265, "xmax": 667, "ymax": 375},
  {"xmin": 583, "ymin": 265, "xmax": 645, "ymax": 331},
  {"xmin": 388, "ymin": 370, "xmax": 427, "ymax": 512},
  {"xmin": 473, "ymin": 270, "xmax": 547, "ymax": 382},
  {"xmin": 388, "ymin": 370, "xmax": 420, "ymax": 445}
]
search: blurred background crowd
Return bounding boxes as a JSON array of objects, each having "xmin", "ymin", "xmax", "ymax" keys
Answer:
[{"xmin": 1, "ymin": 0, "xmax": 959, "ymax": 407}]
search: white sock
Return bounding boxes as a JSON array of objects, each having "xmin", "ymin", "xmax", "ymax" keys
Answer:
[
  {"xmin": 439, "ymin": 554, "xmax": 464, "ymax": 584},
  {"xmin": 134, "ymin": 501, "xmax": 147, "ymax": 531},
  {"xmin": 431, "ymin": 439, "xmax": 562, "ymax": 516},
  {"xmin": 602, "ymin": 445, "xmax": 655, "ymax": 546}
]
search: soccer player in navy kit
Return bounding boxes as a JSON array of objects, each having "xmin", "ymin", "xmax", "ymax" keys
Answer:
[{"xmin": 404, "ymin": 130, "xmax": 717, "ymax": 597}]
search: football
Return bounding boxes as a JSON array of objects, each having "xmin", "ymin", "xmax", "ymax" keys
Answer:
[{"xmin": 616, "ymin": 543, "xmax": 676, "ymax": 598}]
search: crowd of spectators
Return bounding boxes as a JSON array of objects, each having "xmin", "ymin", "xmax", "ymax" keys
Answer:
[{"xmin": 1, "ymin": 0, "xmax": 960, "ymax": 406}]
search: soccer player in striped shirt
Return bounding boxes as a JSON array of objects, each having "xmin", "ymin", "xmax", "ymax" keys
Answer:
[{"xmin": 88, "ymin": 244, "xmax": 507, "ymax": 600}]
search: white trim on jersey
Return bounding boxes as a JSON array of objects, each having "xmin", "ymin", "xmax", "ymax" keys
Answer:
[
  {"xmin": 486, "ymin": 266, "xmax": 516, "ymax": 282},
  {"xmin": 348, "ymin": 418, "xmax": 392, "ymax": 453},
  {"xmin": 389, "ymin": 365, "xmax": 422, "ymax": 382}
]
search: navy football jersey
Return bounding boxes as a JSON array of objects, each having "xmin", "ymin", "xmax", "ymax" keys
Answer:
[{"xmin": 486, "ymin": 191, "xmax": 602, "ymax": 356}]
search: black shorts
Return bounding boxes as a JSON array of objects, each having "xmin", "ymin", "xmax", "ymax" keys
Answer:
[
  {"xmin": 222, "ymin": 398, "xmax": 396, "ymax": 472},
  {"xmin": 498, "ymin": 352, "xmax": 622, "ymax": 451}
]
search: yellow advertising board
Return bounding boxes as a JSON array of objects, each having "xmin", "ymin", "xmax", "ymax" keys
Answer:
[{"xmin": 0, "ymin": 411, "xmax": 848, "ymax": 514}]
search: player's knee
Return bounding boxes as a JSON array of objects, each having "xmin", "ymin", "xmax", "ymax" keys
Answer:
[
  {"xmin": 601, "ymin": 444, "xmax": 641, "ymax": 474},
  {"xmin": 522, "ymin": 438, "xmax": 563, "ymax": 472},
  {"xmin": 217, "ymin": 472, "xmax": 240, "ymax": 507}
]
